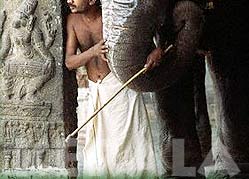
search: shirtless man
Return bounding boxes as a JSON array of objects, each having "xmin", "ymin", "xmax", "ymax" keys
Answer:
[
  {"xmin": 65, "ymin": 0, "xmax": 162, "ymax": 80},
  {"xmin": 65, "ymin": 0, "xmax": 109, "ymax": 82},
  {"xmin": 65, "ymin": 0, "xmax": 160, "ymax": 177}
]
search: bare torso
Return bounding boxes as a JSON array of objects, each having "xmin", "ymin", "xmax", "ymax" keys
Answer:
[{"xmin": 71, "ymin": 14, "xmax": 110, "ymax": 82}]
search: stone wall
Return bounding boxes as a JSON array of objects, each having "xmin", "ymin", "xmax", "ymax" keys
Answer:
[{"xmin": 0, "ymin": 0, "xmax": 78, "ymax": 178}]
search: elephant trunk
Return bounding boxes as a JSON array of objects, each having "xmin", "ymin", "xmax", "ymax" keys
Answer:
[{"xmin": 102, "ymin": 0, "xmax": 204, "ymax": 92}]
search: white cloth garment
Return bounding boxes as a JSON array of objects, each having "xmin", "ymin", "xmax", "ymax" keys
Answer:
[{"xmin": 83, "ymin": 72, "xmax": 158, "ymax": 178}]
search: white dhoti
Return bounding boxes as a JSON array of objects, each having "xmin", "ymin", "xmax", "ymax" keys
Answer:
[{"xmin": 83, "ymin": 72, "xmax": 158, "ymax": 178}]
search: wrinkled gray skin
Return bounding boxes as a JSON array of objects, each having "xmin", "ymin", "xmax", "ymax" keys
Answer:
[
  {"xmin": 102, "ymin": 0, "xmax": 211, "ymax": 177},
  {"xmin": 103, "ymin": 0, "xmax": 202, "ymax": 91}
]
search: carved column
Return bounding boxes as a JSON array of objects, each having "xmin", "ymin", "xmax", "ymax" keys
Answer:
[{"xmin": 0, "ymin": 0, "xmax": 77, "ymax": 178}]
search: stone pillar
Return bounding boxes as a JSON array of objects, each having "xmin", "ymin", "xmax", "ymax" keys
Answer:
[{"xmin": 0, "ymin": 0, "xmax": 78, "ymax": 178}]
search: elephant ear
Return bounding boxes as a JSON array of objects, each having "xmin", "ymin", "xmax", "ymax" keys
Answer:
[{"xmin": 102, "ymin": 0, "xmax": 203, "ymax": 92}]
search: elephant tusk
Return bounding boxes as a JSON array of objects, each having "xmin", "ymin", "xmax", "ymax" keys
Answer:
[
  {"xmin": 65, "ymin": 67, "xmax": 147, "ymax": 143},
  {"xmin": 164, "ymin": 44, "xmax": 174, "ymax": 54}
]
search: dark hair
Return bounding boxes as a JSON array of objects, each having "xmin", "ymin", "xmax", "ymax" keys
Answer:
[{"xmin": 96, "ymin": 0, "xmax": 101, "ymax": 7}]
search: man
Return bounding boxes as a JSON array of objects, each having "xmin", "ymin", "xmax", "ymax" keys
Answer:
[{"xmin": 65, "ymin": 0, "xmax": 160, "ymax": 178}]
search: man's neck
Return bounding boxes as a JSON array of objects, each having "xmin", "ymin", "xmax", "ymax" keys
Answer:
[{"xmin": 80, "ymin": 6, "xmax": 101, "ymax": 21}]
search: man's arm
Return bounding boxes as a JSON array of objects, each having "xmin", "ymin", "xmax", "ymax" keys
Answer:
[
  {"xmin": 65, "ymin": 15, "xmax": 108, "ymax": 70},
  {"xmin": 145, "ymin": 22, "xmax": 170, "ymax": 71}
]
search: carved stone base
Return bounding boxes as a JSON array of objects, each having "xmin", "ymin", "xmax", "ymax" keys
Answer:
[
  {"xmin": 0, "ymin": 101, "xmax": 51, "ymax": 119},
  {"xmin": 0, "ymin": 168, "xmax": 68, "ymax": 179}
]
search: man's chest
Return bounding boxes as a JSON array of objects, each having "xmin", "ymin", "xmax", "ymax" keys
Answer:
[{"xmin": 74, "ymin": 23, "xmax": 102, "ymax": 50}]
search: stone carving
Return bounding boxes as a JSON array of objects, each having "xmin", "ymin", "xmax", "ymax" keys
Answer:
[
  {"xmin": 3, "ymin": 121, "xmax": 21, "ymax": 146},
  {"xmin": 34, "ymin": 122, "xmax": 43, "ymax": 143},
  {"xmin": 11, "ymin": 149, "xmax": 21, "ymax": 169},
  {"xmin": 4, "ymin": 121, "xmax": 13, "ymax": 143},
  {"xmin": 21, "ymin": 149, "xmax": 34, "ymax": 168},
  {"xmin": 0, "ymin": 102, "xmax": 52, "ymax": 118},
  {"xmin": 15, "ymin": 121, "xmax": 35, "ymax": 148},
  {"xmin": 0, "ymin": 0, "xmax": 56, "ymax": 103},
  {"xmin": 41, "ymin": 11, "xmax": 57, "ymax": 48},
  {"xmin": 0, "ymin": 10, "xmax": 6, "ymax": 37},
  {"xmin": 36, "ymin": 149, "xmax": 46, "ymax": 168},
  {"xmin": 2, "ymin": 119, "xmax": 67, "ymax": 169},
  {"xmin": 49, "ymin": 122, "xmax": 65, "ymax": 148},
  {"xmin": 4, "ymin": 151, "xmax": 12, "ymax": 170},
  {"xmin": 0, "ymin": 0, "xmax": 74, "ymax": 175},
  {"xmin": 9, "ymin": 121, "xmax": 47, "ymax": 148},
  {"xmin": 4, "ymin": 148, "xmax": 47, "ymax": 169}
]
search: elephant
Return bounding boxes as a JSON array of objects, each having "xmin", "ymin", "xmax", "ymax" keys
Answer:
[
  {"xmin": 202, "ymin": 0, "xmax": 249, "ymax": 177},
  {"xmin": 102, "ymin": 0, "xmax": 211, "ymax": 178}
]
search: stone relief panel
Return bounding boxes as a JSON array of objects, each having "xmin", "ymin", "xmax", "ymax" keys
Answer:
[
  {"xmin": 49, "ymin": 122, "xmax": 65, "ymax": 149},
  {"xmin": 0, "ymin": 0, "xmax": 70, "ymax": 173},
  {"xmin": 0, "ymin": 10, "xmax": 6, "ymax": 37},
  {"xmin": 1, "ymin": 120, "xmax": 67, "ymax": 169},
  {"xmin": 0, "ymin": 0, "xmax": 55, "ymax": 104}
]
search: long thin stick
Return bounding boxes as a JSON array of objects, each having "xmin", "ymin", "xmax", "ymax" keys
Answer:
[
  {"xmin": 65, "ymin": 44, "xmax": 174, "ymax": 143},
  {"xmin": 164, "ymin": 44, "xmax": 174, "ymax": 54}
]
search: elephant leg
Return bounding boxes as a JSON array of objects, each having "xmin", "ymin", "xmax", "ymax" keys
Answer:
[
  {"xmin": 204, "ymin": 1, "xmax": 249, "ymax": 177},
  {"xmin": 156, "ymin": 73, "xmax": 202, "ymax": 177},
  {"xmin": 193, "ymin": 56, "xmax": 212, "ymax": 159}
]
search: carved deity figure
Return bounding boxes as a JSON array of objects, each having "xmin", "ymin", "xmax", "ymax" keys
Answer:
[
  {"xmin": 49, "ymin": 123, "xmax": 65, "ymax": 148},
  {"xmin": 36, "ymin": 149, "xmax": 46, "ymax": 168},
  {"xmin": 0, "ymin": 0, "xmax": 56, "ymax": 102},
  {"xmin": 34, "ymin": 122, "xmax": 49, "ymax": 149},
  {"xmin": 16, "ymin": 122, "xmax": 34, "ymax": 148},
  {"xmin": 4, "ymin": 121, "xmax": 13, "ymax": 143},
  {"xmin": 4, "ymin": 151, "xmax": 12, "ymax": 169}
]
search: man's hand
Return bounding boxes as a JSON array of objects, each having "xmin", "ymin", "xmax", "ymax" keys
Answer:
[
  {"xmin": 144, "ymin": 47, "xmax": 164, "ymax": 71},
  {"xmin": 92, "ymin": 39, "xmax": 108, "ymax": 62}
]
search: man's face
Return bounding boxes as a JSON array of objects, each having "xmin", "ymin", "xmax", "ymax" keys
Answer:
[{"xmin": 67, "ymin": 0, "xmax": 91, "ymax": 13}]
